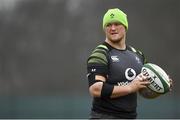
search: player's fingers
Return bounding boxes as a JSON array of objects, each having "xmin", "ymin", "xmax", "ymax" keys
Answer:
[
  {"xmin": 141, "ymin": 81, "xmax": 150, "ymax": 85},
  {"xmin": 135, "ymin": 75, "xmax": 142, "ymax": 81},
  {"xmin": 169, "ymin": 78, "xmax": 173, "ymax": 85},
  {"xmin": 169, "ymin": 79, "xmax": 173, "ymax": 91},
  {"xmin": 141, "ymin": 73, "xmax": 150, "ymax": 80},
  {"xmin": 137, "ymin": 74, "xmax": 145, "ymax": 81},
  {"xmin": 139, "ymin": 84, "xmax": 148, "ymax": 89},
  {"xmin": 168, "ymin": 75, "xmax": 173, "ymax": 85},
  {"xmin": 138, "ymin": 73, "xmax": 143, "ymax": 78},
  {"xmin": 167, "ymin": 75, "xmax": 173, "ymax": 91}
]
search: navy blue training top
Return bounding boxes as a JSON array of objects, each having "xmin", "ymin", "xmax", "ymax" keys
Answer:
[{"xmin": 87, "ymin": 42, "xmax": 146, "ymax": 118}]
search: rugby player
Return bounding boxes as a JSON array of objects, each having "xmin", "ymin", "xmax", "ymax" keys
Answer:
[{"xmin": 87, "ymin": 8, "xmax": 158, "ymax": 119}]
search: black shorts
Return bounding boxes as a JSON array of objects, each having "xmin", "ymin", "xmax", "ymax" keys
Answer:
[
  {"xmin": 89, "ymin": 110, "xmax": 137, "ymax": 119},
  {"xmin": 90, "ymin": 111, "xmax": 124, "ymax": 119}
]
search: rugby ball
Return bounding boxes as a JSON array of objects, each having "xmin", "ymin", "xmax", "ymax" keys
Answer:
[{"xmin": 141, "ymin": 63, "xmax": 170, "ymax": 94}]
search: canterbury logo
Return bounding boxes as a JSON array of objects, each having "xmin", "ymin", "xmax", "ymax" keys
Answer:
[{"xmin": 111, "ymin": 56, "xmax": 119, "ymax": 62}]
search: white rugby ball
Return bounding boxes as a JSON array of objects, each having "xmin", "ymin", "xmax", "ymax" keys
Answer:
[{"xmin": 141, "ymin": 63, "xmax": 170, "ymax": 94}]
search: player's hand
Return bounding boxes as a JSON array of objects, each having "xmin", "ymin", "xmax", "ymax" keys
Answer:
[
  {"xmin": 168, "ymin": 75, "xmax": 173, "ymax": 92},
  {"xmin": 128, "ymin": 73, "xmax": 150, "ymax": 93}
]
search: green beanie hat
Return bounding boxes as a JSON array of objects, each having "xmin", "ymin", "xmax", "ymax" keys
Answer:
[{"xmin": 103, "ymin": 8, "xmax": 128, "ymax": 30}]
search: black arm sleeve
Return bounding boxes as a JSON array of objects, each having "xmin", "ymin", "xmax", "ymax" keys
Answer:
[
  {"xmin": 87, "ymin": 64, "xmax": 114, "ymax": 98},
  {"xmin": 87, "ymin": 63, "xmax": 108, "ymax": 87}
]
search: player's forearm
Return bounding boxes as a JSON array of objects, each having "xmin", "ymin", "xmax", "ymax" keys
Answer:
[
  {"xmin": 110, "ymin": 85, "xmax": 132, "ymax": 98},
  {"xmin": 90, "ymin": 80, "xmax": 149, "ymax": 99},
  {"xmin": 89, "ymin": 82, "xmax": 103, "ymax": 97},
  {"xmin": 89, "ymin": 82, "xmax": 132, "ymax": 98}
]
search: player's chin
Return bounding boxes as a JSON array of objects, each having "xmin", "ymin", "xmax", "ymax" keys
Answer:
[
  {"xmin": 111, "ymin": 35, "xmax": 120, "ymax": 39},
  {"xmin": 109, "ymin": 37, "xmax": 121, "ymax": 43}
]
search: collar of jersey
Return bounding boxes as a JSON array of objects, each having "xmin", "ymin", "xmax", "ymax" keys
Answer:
[{"xmin": 103, "ymin": 42, "xmax": 127, "ymax": 51}]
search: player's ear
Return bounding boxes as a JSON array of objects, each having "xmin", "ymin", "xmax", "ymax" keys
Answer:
[{"xmin": 103, "ymin": 27, "xmax": 106, "ymax": 32}]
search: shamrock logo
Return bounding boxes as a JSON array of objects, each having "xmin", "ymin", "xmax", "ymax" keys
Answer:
[{"xmin": 110, "ymin": 13, "xmax": 114, "ymax": 18}]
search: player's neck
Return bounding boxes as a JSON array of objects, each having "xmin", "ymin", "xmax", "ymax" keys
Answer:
[{"xmin": 105, "ymin": 38, "xmax": 126, "ymax": 50}]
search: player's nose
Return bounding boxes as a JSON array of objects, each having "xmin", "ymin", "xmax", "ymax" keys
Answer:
[{"xmin": 110, "ymin": 24, "xmax": 117, "ymax": 30}]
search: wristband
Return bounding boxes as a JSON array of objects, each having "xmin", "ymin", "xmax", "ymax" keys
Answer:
[{"xmin": 101, "ymin": 82, "xmax": 114, "ymax": 98}]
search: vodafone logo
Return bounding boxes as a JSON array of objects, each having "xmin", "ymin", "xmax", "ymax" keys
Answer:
[{"xmin": 125, "ymin": 68, "xmax": 136, "ymax": 81}]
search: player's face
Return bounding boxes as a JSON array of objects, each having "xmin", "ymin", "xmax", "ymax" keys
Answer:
[{"xmin": 105, "ymin": 22, "xmax": 126, "ymax": 43}]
